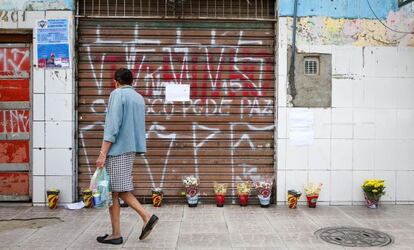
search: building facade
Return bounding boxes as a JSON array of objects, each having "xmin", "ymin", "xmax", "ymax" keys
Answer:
[{"xmin": 0, "ymin": 0, "xmax": 413, "ymax": 205}]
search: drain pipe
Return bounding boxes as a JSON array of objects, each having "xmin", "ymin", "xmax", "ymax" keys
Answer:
[{"xmin": 288, "ymin": 0, "xmax": 299, "ymax": 102}]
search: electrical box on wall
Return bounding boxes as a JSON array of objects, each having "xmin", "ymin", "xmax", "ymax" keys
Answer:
[{"xmin": 288, "ymin": 50, "xmax": 332, "ymax": 108}]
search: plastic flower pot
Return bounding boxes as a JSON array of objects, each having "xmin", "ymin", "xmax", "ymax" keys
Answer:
[
  {"xmin": 152, "ymin": 188, "xmax": 164, "ymax": 207},
  {"xmin": 258, "ymin": 195, "xmax": 271, "ymax": 208},
  {"xmin": 239, "ymin": 194, "xmax": 249, "ymax": 206},
  {"xmin": 287, "ymin": 190, "xmax": 301, "ymax": 209},
  {"xmin": 82, "ymin": 189, "xmax": 93, "ymax": 208},
  {"xmin": 186, "ymin": 193, "xmax": 199, "ymax": 207},
  {"xmin": 364, "ymin": 194, "xmax": 379, "ymax": 209},
  {"xmin": 215, "ymin": 195, "xmax": 225, "ymax": 207},
  {"xmin": 47, "ymin": 189, "xmax": 60, "ymax": 209},
  {"xmin": 306, "ymin": 195, "xmax": 319, "ymax": 208}
]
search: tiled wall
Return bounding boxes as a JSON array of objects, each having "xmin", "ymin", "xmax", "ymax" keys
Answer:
[
  {"xmin": 1, "ymin": 11, "xmax": 76, "ymax": 205},
  {"xmin": 277, "ymin": 17, "xmax": 414, "ymax": 205}
]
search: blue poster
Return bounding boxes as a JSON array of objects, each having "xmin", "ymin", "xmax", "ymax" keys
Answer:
[{"xmin": 36, "ymin": 19, "xmax": 70, "ymax": 68}]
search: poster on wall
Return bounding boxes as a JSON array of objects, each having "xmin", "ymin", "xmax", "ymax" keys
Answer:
[{"xmin": 36, "ymin": 19, "xmax": 70, "ymax": 68}]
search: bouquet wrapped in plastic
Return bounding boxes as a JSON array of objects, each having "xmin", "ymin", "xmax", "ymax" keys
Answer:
[
  {"xmin": 255, "ymin": 179, "xmax": 273, "ymax": 207},
  {"xmin": 236, "ymin": 181, "xmax": 252, "ymax": 206},
  {"xmin": 182, "ymin": 176, "xmax": 199, "ymax": 207},
  {"xmin": 304, "ymin": 182, "xmax": 323, "ymax": 208},
  {"xmin": 90, "ymin": 168, "xmax": 113, "ymax": 208}
]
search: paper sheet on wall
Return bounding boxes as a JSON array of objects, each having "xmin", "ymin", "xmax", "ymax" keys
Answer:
[
  {"xmin": 165, "ymin": 84, "xmax": 190, "ymax": 102},
  {"xmin": 288, "ymin": 109, "xmax": 314, "ymax": 146}
]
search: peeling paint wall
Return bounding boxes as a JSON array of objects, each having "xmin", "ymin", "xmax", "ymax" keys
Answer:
[{"xmin": 0, "ymin": 0, "xmax": 74, "ymax": 11}]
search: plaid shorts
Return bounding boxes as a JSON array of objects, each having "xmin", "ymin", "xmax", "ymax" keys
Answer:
[{"xmin": 105, "ymin": 152, "xmax": 135, "ymax": 192}]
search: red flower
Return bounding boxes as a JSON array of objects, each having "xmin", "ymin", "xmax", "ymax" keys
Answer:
[{"xmin": 261, "ymin": 189, "xmax": 270, "ymax": 198}]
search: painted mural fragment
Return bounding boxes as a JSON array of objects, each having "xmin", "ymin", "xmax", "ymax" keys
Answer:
[
  {"xmin": 286, "ymin": 14, "xmax": 414, "ymax": 47},
  {"xmin": 0, "ymin": 0, "xmax": 74, "ymax": 11}
]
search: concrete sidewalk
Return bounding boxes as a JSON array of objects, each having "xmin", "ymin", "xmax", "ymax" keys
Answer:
[{"xmin": 1, "ymin": 204, "xmax": 414, "ymax": 249}]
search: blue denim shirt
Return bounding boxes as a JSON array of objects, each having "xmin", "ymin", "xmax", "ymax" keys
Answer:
[{"xmin": 104, "ymin": 86, "xmax": 146, "ymax": 156}]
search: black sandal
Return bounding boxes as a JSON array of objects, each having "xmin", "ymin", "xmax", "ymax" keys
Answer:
[
  {"xmin": 96, "ymin": 234, "xmax": 123, "ymax": 245},
  {"xmin": 139, "ymin": 214, "xmax": 159, "ymax": 240}
]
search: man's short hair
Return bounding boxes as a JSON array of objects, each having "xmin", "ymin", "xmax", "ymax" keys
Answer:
[{"xmin": 114, "ymin": 68, "xmax": 133, "ymax": 85}]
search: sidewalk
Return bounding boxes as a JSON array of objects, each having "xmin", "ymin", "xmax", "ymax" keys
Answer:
[{"xmin": 1, "ymin": 204, "xmax": 414, "ymax": 249}]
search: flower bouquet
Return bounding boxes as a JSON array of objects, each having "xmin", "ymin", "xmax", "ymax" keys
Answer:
[
  {"xmin": 304, "ymin": 183, "xmax": 323, "ymax": 208},
  {"xmin": 213, "ymin": 183, "xmax": 227, "ymax": 207},
  {"xmin": 362, "ymin": 179, "xmax": 385, "ymax": 209},
  {"xmin": 287, "ymin": 189, "xmax": 301, "ymax": 209},
  {"xmin": 151, "ymin": 188, "xmax": 163, "ymax": 207},
  {"xmin": 255, "ymin": 180, "xmax": 273, "ymax": 208},
  {"xmin": 236, "ymin": 181, "xmax": 252, "ymax": 206},
  {"xmin": 183, "ymin": 176, "xmax": 200, "ymax": 207}
]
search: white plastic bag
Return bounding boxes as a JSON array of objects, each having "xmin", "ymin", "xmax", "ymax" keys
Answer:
[{"xmin": 90, "ymin": 168, "xmax": 113, "ymax": 208}]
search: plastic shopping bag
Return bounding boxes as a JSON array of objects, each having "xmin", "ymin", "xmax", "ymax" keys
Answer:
[{"xmin": 90, "ymin": 168, "xmax": 113, "ymax": 208}]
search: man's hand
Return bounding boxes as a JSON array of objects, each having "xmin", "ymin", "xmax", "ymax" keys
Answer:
[{"xmin": 96, "ymin": 153, "xmax": 106, "ymax": 168}]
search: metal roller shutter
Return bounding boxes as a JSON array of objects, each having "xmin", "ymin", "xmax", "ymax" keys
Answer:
[{"xmin": 77, "ymin": 19, "xmax": 275, "ymax": 203}]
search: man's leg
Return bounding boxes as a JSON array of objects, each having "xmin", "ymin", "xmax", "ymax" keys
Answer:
[
  {"xmin": 119, "ymin": 191, "xmax": 152, "ymax": 224},
  {"xmin": 108, "ymin": 192, "xmax": 122, "ymax": 238}
]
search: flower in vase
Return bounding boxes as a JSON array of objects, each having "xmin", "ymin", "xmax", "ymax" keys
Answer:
[
  {"xmin": 213, "ymin": 183, "xmax": 228, "ymax": 195},
  {"xmin": 255, "ymin": 180, "xmax": 273, "ymax": 198},
  {"xmin": 236, "ymin": 181, "xmax": 252, "ymax": 195},
  {"xmin": 304, "ymin": 182, "xmax": 323, "ymax": 196}
]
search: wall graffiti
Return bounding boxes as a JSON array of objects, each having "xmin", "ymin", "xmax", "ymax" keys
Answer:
[
  {"xmin": 78, "ymin": 21, "xmax": 275, "ymax": 196},
  {"xmin": 0, "ymin": 110, "xmax": 30, "ymax": 134},
  {"xmin": 0, "ymin": 47, "xmax": 30, "ymax": 78}
]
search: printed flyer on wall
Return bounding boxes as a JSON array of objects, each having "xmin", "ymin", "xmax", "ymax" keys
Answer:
[{"xmin": 36, "ymin": 19, "xmax": 70, "ymax": 68}]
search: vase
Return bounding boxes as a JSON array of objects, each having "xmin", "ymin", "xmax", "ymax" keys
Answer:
[
  {"xmin": 215, "ymin": 195, "xmax": 225, "ymax": 207},
  {"xmin": 239, "ymin": 194, "xmax": 249, "ymax": 206},
  {"xmin": 186, "ymin": 193, "xmax": 199, "ymax": 207},
  {"xmin": 306, "ymin": 195, "xmax": 319, "ymax": 208},
  {"xmin": 287, "ymin": 190, "xmax": 301, "ymax": 209},
  {"xmin": 82, "ymin": 189, "xmax": 93, "ymax": 208},
  {"xmin": 258, "ymin": 194, "xmax": 271, "ymax": 208},
  {"xmin": 47, "ymin": 189, "xmax": 60, "ymax": 209},
  {"xmin": 152, "ymin": 188, "xmax": 164, "ymax": 207},
  {"xmin": 364, "ymin": 194, "xmax": 379, "ymax": 209}
]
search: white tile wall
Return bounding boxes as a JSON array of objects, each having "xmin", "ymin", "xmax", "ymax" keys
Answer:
[
  {"xmin": 332, "ymin": 108, "xmax": 353, "ymax": 138},
  {"xmin": 396, "ymin": 79, "xmax": 414, "ymax": 109},
  {"xmin": 45, "ymin": 176, "xmax": 73, "ymax": 203},
  {"xmin": 374, "ymin": 140, "xmax": 396, "ymax": 171},
  {"xmin": 277, "ymin": 108, "xmax": 287, "ymax": 138},
  {"xmin": 32, "ymin": 176, "xmax": 45, "ymax": 203},
  {"xmin": 396, "ymin": 140, "xmax": 414, "ymax": 171},
  {"xmin": 45, "ymin": 149, "xmax": 73, "ymax": 176},
  {"xmin": 331, "ymin": 139, "xmax": 353, "ymax": 170},
  {"xmin": 45, "ymin": 94, "xmax": 73, "ymax": 121},
  {"xmin": 277, "ymin": 139, "xmax": 287, "ymax": 170},
  {"xmin": 396, "ymin": 171, "xmax": 414, "ymax": 201},
  {"xmin": 45, "ymin": 69, "xmax": 73, "ymax": 94},
  {"xmin": 45, "ymin": 121, "xmax": 72, "ymax": 148},
  {"xmin": 276, "ymin": 170, "xmax": 286, "ymax": 202},
  {"xmin": 277, "ymin": 75, "xmax": 287, "ymax": 107},
  {"xmin": 32, "ymin": 122, "xmax": 45, "ymax": 148},
  {"xmin": 397, "ymin": 110, "xmax": 414, "ymax": 139},
  {"xmin": 374, "ymin": 78, "xmax": 397, "ymax": 108},
  {"xmin": 313, "ymin": 108, "xmax": 331, "ymax": 138},
  {"xmin": 308, "ymin": 139, "xmax": 330, "ymax": 170},
  {"xmin": 332, "ymin": 79, "xmax": 353, "ymax": 108},
  {"xmin": 353, "ymin": 109, "xmax": 375, "ymax": 139},
  {"xmin": 331, "ymin": 171, "xmax": 353, "ymax": 201},
  {"xmin": 33, "ymin": 68, "xmax": 45, "ymax": 93},
  {"xmin": 33, "ymin": 94, "xmax": 45, "ymax": 121},
  {"xmin": 276, "ymin": 18, "xmax": 414, "ymax": 204},
  {"xmin": 353, "ymin": 140, "xmax": 375, "ymax": 171},
  {"xmin": 32, "ymin": 148, "xmax": 45, "ymax": 176},
  {"xmin": 286, "ymin": 143, "xmax": 308, "ymax": 170},
  {"xmin": 375, "ymin": 109, "xmax": 397, "ymax": 139}
]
